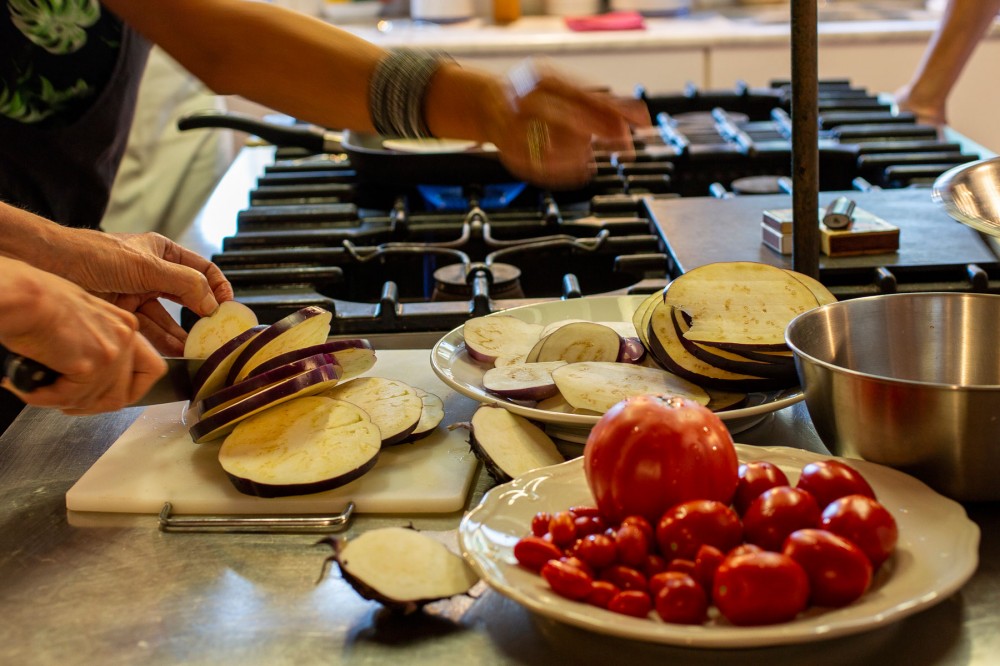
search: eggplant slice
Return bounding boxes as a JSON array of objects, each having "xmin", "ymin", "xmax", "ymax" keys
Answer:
[
  {"xmin": 468, "ymin": 405, "xmax": 564, "ymax": 482},
  {"xmin": 323, "ymin": 527, "xmax": 479, "ymax": 614}
]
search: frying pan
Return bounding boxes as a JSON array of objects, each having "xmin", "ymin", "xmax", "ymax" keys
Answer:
[{"xmin": 177, "ymin": 110, "xmax": 517, "ymax": 185}]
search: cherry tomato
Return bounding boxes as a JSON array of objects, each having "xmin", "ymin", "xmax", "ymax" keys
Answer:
[
  {"xmin": 600, "ymin": 564, "xmax": 648, "ymax": 591},
  {"xmin": 530, "ymin": 511, "xmax": 551, "ymax": 537},
  {"xmin": 742, "ymin": 486, "xmax": 821, "ymax": 552},
  {"xmin": 607, "ymin": 590, "xmax": 652, "ymax": 618},
  {"xmin": 641, "ymin": 553, "xmax": 669, "ymax": 578},
  {"xmin": 615, "ymin": 523, "xmax": 651, "ymax": 567},
  {"xmin": 783, "ymin": 528, "xmax": 873, "ymax": 607},
  {"xmin": 541, "ymin": 559, "xmax": 593, "ymax": 601},
  {"xmin": 548, "ymin": 510, "xmax": 578, "ymax": 547},
  {"xmin": 693, "ymin": 544, "xmax": 725, "ymax": 592},
  {"xmin": 569, "ymin": 505, "xmax": 602, "ymax": 518},
  {"xmin": 513, "ymin": 536, "xmax": 563, "ymax": 572},
  {"xmin": 712, "ymin": 551, "xmax": 810, "ymax": 626},
  {"xmin": 796, "ymin": 460, "xmax": 876, "ymax": 510},
  {"xmin": 583, "ymin": 395, "xmax": 739, "ymax": 523},
  {"xmin": 734, "ymin": 461, "xmax": 790, "ymax": 515},
  {"xmin": 621, "ymin": 515, "xmax": 654, "ymax": 543},
  {"xmin": 585, "ymin": 580, "xmax": 619, "ymax": 609},
  {"xmin": 655, "ymin": 499, "xmax": 743, "ymax": 560},
  {"xmin": 666, "ymin": 558, "xmax": 697, "ymax": 577},
  {"xmin": 820, "ymin": 494, "xmax": 898, "ymax": 568},
  {"xmin": 727, "ymin": 543, "xmax": 763, "ymax": 558},
  {"xmin": 653, "ymin": 572, "xmax": 708, "ymax": 625},
  {"xmin": 560, "ymin": 555, "xmax": 595, "ymax": 579},
  {"xmin": 573, "ymin": 533, "xmax": 618, "ymax": 570},
  {"xmin": 573, "ymin": 514, "xmax": 606, "ymax": 538}
]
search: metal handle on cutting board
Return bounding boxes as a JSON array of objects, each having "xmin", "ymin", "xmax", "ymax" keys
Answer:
[{"xmin": 177, "ymin": 110, "xmax": 344, "ymax": 153}]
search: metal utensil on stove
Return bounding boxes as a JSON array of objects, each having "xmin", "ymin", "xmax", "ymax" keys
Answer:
[
  {"xmin": 0, "ymin": 345, "xmax": 202, "ymax": 406},
  {"xmin": 932, "ymin": 156, "xmax": 1000, "ymax": 236},
  {"xmin": 177, "ymin": 110, "xmax": 515, "ymax": 185}
]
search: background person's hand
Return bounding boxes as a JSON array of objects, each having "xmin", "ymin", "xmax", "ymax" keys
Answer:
[
  {"xmin": 0, "ymin": 259, "xmax": 166, "ymax": 414},
  {"xmin": 486, "ymin": 60, "xmax": 651, "ymax": 189}
]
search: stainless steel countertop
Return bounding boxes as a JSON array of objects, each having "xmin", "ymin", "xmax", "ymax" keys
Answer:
[{"xmin": 1, "ymin": 398, "xmax": 997, "ymax": 665}]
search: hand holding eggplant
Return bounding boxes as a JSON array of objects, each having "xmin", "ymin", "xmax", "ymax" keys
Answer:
[{"xmin": 0, "ymin": 258, "xmax": 166, "ymax": 415}]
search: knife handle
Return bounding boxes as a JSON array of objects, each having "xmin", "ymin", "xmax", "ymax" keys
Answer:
[{"xmin": 0, "ymin": 345, "xmax": 60, "ymax": 392}]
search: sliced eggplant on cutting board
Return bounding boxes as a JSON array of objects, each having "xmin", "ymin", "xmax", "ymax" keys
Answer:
[{"xmin": 65, "ymin": 350, "xmax": 480, "ymax": 515}]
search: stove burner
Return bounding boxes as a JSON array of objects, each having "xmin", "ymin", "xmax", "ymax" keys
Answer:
[{"xmin": 431, "ymin": 262, "xmax": 524, "ymax": 301}]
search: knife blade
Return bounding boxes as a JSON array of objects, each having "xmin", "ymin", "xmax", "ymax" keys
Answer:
[{"xmin": 0, "ymin": 345, "xmax": 204, "ymax": 406}]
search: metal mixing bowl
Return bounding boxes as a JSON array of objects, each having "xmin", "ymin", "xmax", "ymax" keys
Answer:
[
  {"xmin": 933, "ymin": 156, "xmax": 1000, "ymax": 237},
  {"xmin": 785, "ymin": 292, "xmax": 1000, "ymax": 502}
]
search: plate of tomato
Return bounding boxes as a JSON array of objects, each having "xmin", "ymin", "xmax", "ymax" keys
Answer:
[{"xmin": 458, "ymin": 444, "xmax": 980, "ymax": 647}]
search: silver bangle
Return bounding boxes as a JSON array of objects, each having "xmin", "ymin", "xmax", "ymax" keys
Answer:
[{"xmin": 369, "ymin": 49, "xmax": 451, "ymax": 138}]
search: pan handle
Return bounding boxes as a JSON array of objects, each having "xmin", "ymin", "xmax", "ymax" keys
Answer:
[{"xmin": 177, "ymin": 110, "xmax": 343, "ymax": 153}]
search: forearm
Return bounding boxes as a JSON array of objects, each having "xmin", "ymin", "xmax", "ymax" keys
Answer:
[
  {"xmin": 101, "ymin": 0, "xmax": 387, "ymax": 134},
  {"xmin": 905, "ymin": 0, "xmax": 1000, "ymax": 101},
  {"xmin": 0, "ymin": 202, "xmax": 74, "ymax": 274}
]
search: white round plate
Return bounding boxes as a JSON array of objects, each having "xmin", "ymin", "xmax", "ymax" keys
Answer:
[
  {"xmin": 459, "ymin": 445, "xmax": 980, "ymax": 648},
  {"xmin": 429, "ymin": 296, "xmax": 803, "ymax": 434},
  {"xmin": 381, "ymin": 138, "xmax": 479, "ymax": 154}
]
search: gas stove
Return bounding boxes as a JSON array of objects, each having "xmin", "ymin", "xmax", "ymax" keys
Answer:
[{"xmin": 190, "ymin": 80, "xmax": 997, "ymax": 341}]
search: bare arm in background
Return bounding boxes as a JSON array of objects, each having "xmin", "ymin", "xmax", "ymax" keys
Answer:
[
  {"xmin": 100, "ymin": 0, "xmax": 650, "ymax": 189},
  {"xmin": 894, "ymin": 0, "xmax": 1000, "ymax": 126}
]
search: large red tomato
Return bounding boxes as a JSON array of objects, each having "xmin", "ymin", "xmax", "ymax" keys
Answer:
[
  {"xmin": 583, "ymin": 395, "xmax": 738, "ymax": 524},
  {"xmin": 712, "ymin": 551, "xmax": 810, "ymax": 626},
  {"xmin": 782, "ymin": 528, "xmax": 873, "ymax": 607}
]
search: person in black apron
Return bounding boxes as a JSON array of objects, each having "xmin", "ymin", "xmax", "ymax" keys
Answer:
[{"xmin": 0, "ymin": 0, "xmax": 647, "ymax": 429}]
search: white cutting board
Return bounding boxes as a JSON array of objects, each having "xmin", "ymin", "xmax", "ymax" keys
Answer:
[{"xmin": 66, "ymin": 350, "xmax": 480, "ymax": 515}]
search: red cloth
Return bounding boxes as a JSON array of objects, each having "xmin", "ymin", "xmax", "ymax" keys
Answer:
[{"xmin": 564, "ymin": 11, "xmax": 646, "ymax": 31}]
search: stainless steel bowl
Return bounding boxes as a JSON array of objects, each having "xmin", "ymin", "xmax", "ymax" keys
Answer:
[
  {"xmin": 785, "ymin": 292, "xmax": 1000, "ymax": 502},
  {"xmin": 933, "ymin": 156, "xmax": 1000, "ymax": 237}
]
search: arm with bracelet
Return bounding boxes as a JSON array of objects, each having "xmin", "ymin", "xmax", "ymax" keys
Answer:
[{"xmin": 102, "ymin": 0, "xmax": 650, "ymax": 189}]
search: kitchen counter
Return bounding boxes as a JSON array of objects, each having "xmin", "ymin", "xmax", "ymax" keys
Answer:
[{"xmin": 1, "ymin": 389, "xmax": 998, "ymax": 664}]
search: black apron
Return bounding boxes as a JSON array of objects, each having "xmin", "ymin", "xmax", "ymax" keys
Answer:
[{"xmin": 0, "ymin": 8, "xmax": 151, "ymax": 431}]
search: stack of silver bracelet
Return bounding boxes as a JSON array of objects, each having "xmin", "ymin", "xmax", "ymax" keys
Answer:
[{"xmin": 369, "ymin": 49, "xmax": 451, "ymax": 139}]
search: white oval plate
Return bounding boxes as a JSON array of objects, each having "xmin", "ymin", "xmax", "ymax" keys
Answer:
[
  {"xmin": 459, "ymin": 445, "xmax": 980, "ymax": 648},
  {"xmin": 429, "ymin": 296, "xmax": 803, "ymax": 434}
]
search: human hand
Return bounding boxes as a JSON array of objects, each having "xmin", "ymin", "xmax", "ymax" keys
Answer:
[
  {"xmin": 488, "ymin": 60, "xmax": 651, "ymax": 189},
  {"xmin": 893, "ymin": 84, "xmax": 946, "ymax": 127},
  {"xmin": 52, "ymin": 229, "xmax": 234, "ymax": 355},
  {"xmin": 0, "ymin": 260, "xmax": 166, "ymax": 415}
]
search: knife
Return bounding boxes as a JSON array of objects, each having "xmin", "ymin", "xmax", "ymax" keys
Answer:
[{"xmin": 0, "ymin": 345, "xmax": 204, "ymax": 406}]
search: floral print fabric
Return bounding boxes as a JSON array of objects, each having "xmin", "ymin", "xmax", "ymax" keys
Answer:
[{"xmin": 0, "ymin": 0, "xmax": 122, "ymax": 125}]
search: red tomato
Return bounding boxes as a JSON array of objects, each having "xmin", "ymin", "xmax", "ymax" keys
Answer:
[
  {"xmin": 734, "ymin": 461, "xmax": 790, "ymax": 515},
  {"xmin": 600, "ymin": 564, "xmax": 648, "ymax": 591},
  {"xmin": 585, "ymin": 580, "xmax": 619, "ymax": 609},
  {"xmin": 548, "ymin": 510, "xmax": 577, "ymax": 547},
  {"xmin": 583, "ymin": 395, "xmax": 739, "ymax": 524},
  {"xmin": 607, "ymin": 590, "xmax": 652, "ymax": 618},
  {"xmin": 820, "ymin": 494, "xmax": 898, "ymax": 568},
  {"xmin": 530, "ymin": 511, "xmax": 551, "ymax": 537},
  {"xmin": 653, "ymin": 572, "xmax": 708, "ymax": 625},
  {"xmin": 693, "ymin": 544, "xmax": 725, "ymax": 591},
  {"xmin": 655, "ymin": 499, "xmax": 743, "ymax": 560},
  {"xmin": 616, "ymin": 523, "xmax": 652, "ymax": 567},
  {"xmin": 796, "ymin": 460, "xmax": 876, "ymax": 510},
  {"xmin": 573, "ymin": 533, "xmax": 617, "ymax": 570},
  {"xmin": 541, "ymin": 559, "xmax": 593, "ymax": 600},
  {"xmin": 783, "ymin": 529, "xmax": 873, "ymax": 607},
  {"xmin": 712, "ymin": 551, "xmax": 810, "ymax": 626},
  {"xmin": 513, "ymin": 536, "xmax": 563, "ymax": 572},
  {"xmin": 742, "ymin": 486, "xmax": 821, "ymax": 552}
]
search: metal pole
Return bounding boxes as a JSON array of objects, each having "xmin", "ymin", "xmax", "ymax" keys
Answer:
[{"xmin": 791, "ymin": 0, "xmax": 820, "ymax": 278}]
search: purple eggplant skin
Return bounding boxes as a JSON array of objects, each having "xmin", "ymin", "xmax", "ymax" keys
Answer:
[
  {"xmin": 224, "ymin": 306, "xmax": 332, "ymax": 386},
  {"xmin": 617, "ymin": 337, "xmax": 648, "ymax": 364},
  {"xmin": 190, "ymin": 353, "xmax": 341, "ymax": 420},
  {"xmin": 188, "ymin": 364, "xmax": 341, "ymax": 443},
  {"xmin": 248, "ymin": 339, "xmax": 373, "ymax": 378},
  {"xmin": 190, "ymin": 325, "xmax": 266, "ymax": 397},
  {"xmin": 224, "ymin": 452, "xmax": 380, "ymax": 498}
]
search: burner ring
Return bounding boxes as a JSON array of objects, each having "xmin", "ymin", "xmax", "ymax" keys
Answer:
[{"xmin": 432, "ymin": 262, "xmax": 524, "ymax": 301}]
